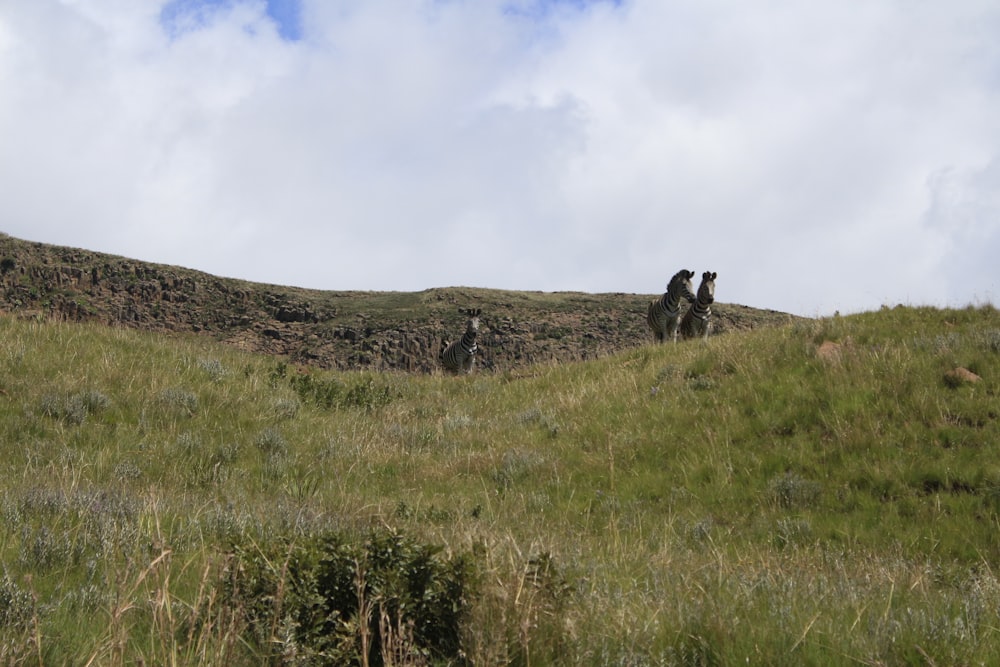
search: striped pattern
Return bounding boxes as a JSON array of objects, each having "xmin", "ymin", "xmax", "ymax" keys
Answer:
[
  {"xmin": 680, "ymin": 271, "xmax": 717, "ymax": 341},
  {"xmin": 647, "ymin": 269, "xmax": 696, "ymax": 344},
  {"xmin": 440, "ymin": 308, "xmax": 482, "ymax": 374}
]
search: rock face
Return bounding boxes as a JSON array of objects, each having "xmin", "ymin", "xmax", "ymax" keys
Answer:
[{"xmin": 0, "ymin": 234, "xmax": 799, "ymax": 373}]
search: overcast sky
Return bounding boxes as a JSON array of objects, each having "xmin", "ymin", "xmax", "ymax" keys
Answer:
[{"xmin": 1, "ymin": 0, "xmax": 998, "ymax": 316}]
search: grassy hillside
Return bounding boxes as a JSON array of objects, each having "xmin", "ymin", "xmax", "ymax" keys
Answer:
[{"xmin": 1, "ymin": 304, "xmax": 998, "ymax": 665}]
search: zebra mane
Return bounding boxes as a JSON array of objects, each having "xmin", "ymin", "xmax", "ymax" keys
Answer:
[{"xmin": 668, "ymin": 269, "xmax": 695, "ymax": 291}]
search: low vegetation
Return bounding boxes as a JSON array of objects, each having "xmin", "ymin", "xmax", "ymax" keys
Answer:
[{"xmin": 0, "ymin": 304, "xmax": 998, "ymax": 664}]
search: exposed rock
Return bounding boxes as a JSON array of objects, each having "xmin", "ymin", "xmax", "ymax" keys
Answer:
[{"xmin": 0, "ymin": 234, "xmax": 802, "ymax": 373}]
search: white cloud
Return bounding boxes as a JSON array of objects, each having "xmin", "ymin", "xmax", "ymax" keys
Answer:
[
  {"xmin": 924, "ymin": 160, "xmax": 1000, "ymax": 304},
  {"xmin": 1, "ymin": 0, "xmax": 998, "ymax": 316}
]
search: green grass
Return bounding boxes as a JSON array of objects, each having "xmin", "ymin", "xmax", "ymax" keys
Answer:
[{"xmin": 1, "ymin": 305, "xmax": 999, "ymax": 664}]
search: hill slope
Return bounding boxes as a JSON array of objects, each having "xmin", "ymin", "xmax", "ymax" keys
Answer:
[
  {"xmin": 0, "ymin": 233, "xmax": 797, "ymax": 372},
  {"xmin": 0, "ymin": 299, "xmax": 998, "ymax": 663}
]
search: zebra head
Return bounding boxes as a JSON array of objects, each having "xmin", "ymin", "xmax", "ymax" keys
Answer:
[
  {"xmin": 697, "ymin": 271, "xmax": 717, "ymax": 305},
  {"xmin": 463, "ymin": 308, "xmax": 482, "ymax": 333},
  {"xmin": 669, "ymin": 269, "xmax": 697, "ymax": 303}
]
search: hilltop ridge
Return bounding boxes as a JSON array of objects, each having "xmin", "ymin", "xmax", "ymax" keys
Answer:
[{"xmin": 0, "ymin": 233, "xmax": 798, "ymax": 372}]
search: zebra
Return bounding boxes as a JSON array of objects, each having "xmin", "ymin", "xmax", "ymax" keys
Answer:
[
  {"xmin": 680, "ymin": 271, "xmax": 717, "ymax": 341},
  {"xmin": 647, "ymin": 269, "xmax": 697, "ymax": 344},
  {"xmin": 440, "ymin": 308, "xmax": 482, "ymax": 374}
]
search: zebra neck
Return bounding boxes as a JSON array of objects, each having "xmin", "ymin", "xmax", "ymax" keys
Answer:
[
  {"xmin": 662, "ymin": 292, "xmax": 684, "ymax": 314},
  {"xmin": 461, "ymin": 332, "xmax": 478, "ymax": 354},
  {"xmin": 690, "ymin": 302, "xmax": 712, "ymax": 320}
]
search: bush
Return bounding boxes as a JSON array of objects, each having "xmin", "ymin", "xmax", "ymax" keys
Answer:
[
  {"xmin": 159, "ymin": 387, "xmax": 198, "ymax": 416},
  {"xmin": 287, "ymin": 371, "xmax": 394, "ymax": 411},
  {"xmin": 38, "ymin": 390, "xmax": 110, "ymax": 425},
  {"xmin": 768, "ymin": 472, "xmax": 821, "ymax": 509},
  {"xmin": 0, "ymin": 573, "xmax": 35, "ymax": 630},
  {"xmin": 197, "ymin": 358, "xmax": 227, "ymax": 382},
  {"xmin": 254, "ymin": 428, "xmax": 288, "ymax": 457},
  {"xmin": 229, "ymin": 528, "xmax": 476, "ymax": 665}
]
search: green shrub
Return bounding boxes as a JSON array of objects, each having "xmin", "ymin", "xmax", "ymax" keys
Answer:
[
  {"xmin": 254, "ymin": 428, "xmax": 287, "ymax": 457},
  {"xmin": 0, "ymin": 573, "xmax": 35, "ymax": 630},
  {"xmin": 768, "ymin": 472, "xmax": 822, "ymax": 509},
  {"xmin": 38, "ymin": 390, "xmax": 110, "ymax": 425},
  {"xmin": 159, "ymin": 387, "xmax": 198, "ymax": 416},
  {"xmin": 197, "ymin": 358, "xmax": 227, "ymax": 382},
  {"xmin": 342, "ymin": 377, "xmax": 394, "ymax": 410},
  {"xmin": 286, "ymin": 371, "xmax": 394, "ymax": 411},
  {"xmin": 229, "ymin": 528, "xmax": 476, "ymax": 665}
]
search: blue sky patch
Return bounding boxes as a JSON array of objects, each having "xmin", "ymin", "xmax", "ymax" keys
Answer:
[
  {"xmin": 503, "ymin": 0, "xmax": 624, "ymax": 19},
  {"xmin": 160, "ymin": 0, "xmax": 302, "ymax": 41},
  {"xmin": 263, "ymin": 0, "xmax": 302, "ymax": 41}
]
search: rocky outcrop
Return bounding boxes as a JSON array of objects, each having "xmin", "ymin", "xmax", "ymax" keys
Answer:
[{"xmin": 0, "ymin": 234, "xmax": 798, "ymax": 373}]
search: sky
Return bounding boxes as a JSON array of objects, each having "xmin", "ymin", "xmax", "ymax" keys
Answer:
[{"xmin": 1, "ymin": 0, "xmax": 998, "ymax": 317}]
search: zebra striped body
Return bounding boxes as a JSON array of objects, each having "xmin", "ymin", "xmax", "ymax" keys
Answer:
[
  {"xmin": 440, "ymin": 309, "xmax": 481, "ymax": 374},
  {"xmin": 647, "ymin": 269, "xmax": 696, "ymax": 344},
  {"xmin": 680, "ymin": 271, "xmax": 717, "ymax": 341}
]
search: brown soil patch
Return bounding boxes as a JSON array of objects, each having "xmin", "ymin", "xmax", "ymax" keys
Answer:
[
  {"xmin": 816, "ymin": 340, "xmax": 842, "ymax": 361},
  {"xmin": 945, "ymin": 367, "xmax": 982, "ymax": 384}
]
